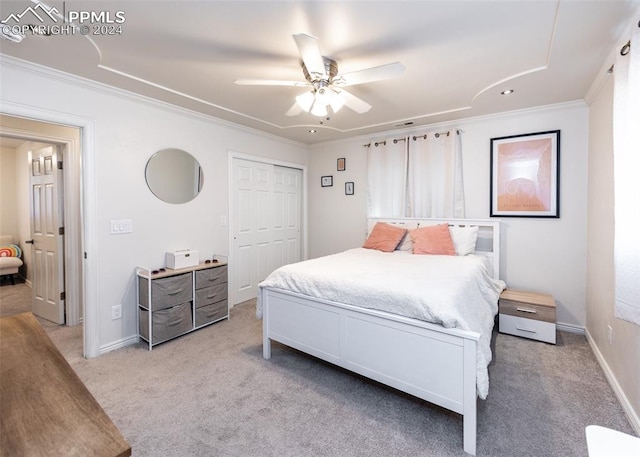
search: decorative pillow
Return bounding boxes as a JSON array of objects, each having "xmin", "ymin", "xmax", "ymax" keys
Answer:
[
  {"xmin": 395, "ymin": 232, "xmax": 413, "ymax": 252},
  {"xmin": 410, "ymin": 224, "xmax": 456, "ymax": 255},
  {"xmin": 0, "ymin": 244, "xmax": 22, "ymax": 258},
  {"xmin": 449, "ymin": 226, "xmax": 479, "ymax": 256},
  {"xmin": 363, "ymin": 222, "xmax": 407, "ymax": 252}
]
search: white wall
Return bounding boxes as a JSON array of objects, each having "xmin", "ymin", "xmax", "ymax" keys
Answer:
[
  {"xmin": 586, "ymin": 75, "xmax": 640, "ymax": 430},
  {"xmin": 308, "ymin": 142, "xmax": 369, "ymax": 256},
  {"xmin": 0, "ymin": 59, "xmax": 309, "ymax": 351},
  {"xmin": 309, "ymin": 102, "xmax": 589, "ymax": 329},
  {"xmin": 0, "ymin": 146, "xmax": 18, "ymax": 237}
]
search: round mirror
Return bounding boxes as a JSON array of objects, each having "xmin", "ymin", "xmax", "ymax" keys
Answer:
[{"xmin": 145, "ymin": 148, "xmax": 204, "ymax": 204}]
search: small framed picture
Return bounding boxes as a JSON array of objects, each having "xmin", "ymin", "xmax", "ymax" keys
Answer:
[
  {"xmin": 321, "ymin": 175, "xmax": 333, "ymax": 187},
  {"xmin": 337, "ymin": 158, "xmax": 346, "ymax": 171},
  {"xmin": 345, "ymin": 181, "xmax": 354, "ymax": 195}
]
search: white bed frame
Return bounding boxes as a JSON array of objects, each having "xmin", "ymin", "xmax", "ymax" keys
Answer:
[{"xmin": 261, "ymin": 218, "xmax": 501, "ymax": 456}]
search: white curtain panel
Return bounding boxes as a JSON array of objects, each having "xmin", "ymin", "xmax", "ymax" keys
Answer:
[
  {"xmin": 407, "ymin": 131, "xmax": 465, "ymax": 218},
  {"xmin": 366, "ymin": 138, "xmax": 408, "ymax": 217},
  {"xmin": 613, "ymin": 19, "xmax": 640, "ymax": 326}
]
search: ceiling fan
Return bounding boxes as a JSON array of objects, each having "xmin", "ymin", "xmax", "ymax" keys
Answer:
[{"xmin": 234, "ymin": 33, "xmax": 405, "ymax": 117}]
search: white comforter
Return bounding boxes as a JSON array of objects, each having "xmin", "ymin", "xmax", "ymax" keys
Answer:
[{"xmin": 257, "ymin": 248, "xmax": 506, "ymax": 399}]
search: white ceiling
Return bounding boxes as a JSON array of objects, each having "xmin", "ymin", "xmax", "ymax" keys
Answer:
[{"xmin": 0, "ymin": 0, "xmax": 637, "ymax": 144}]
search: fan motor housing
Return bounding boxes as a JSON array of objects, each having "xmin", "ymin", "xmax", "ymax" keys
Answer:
[{"xmin": 302, "ymin": 57, "xmax": 339, "ymax": 84}]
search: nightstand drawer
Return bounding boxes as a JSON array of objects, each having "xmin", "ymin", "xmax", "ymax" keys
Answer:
[
  {"xmin": 499, "ymin": 299, "xmax": 555, "ymax": 323},
  {"xmin": 499, "ymin": 313, "xmax": 556, "ymax": 344}
]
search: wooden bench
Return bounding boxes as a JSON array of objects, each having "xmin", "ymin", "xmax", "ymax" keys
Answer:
[{"xmin": 0, "ymin": 312, "xmax": 131, "ymax": 457}]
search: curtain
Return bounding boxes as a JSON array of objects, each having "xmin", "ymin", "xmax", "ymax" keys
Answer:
[
  {"xmin": 366, "ymin": 138, "xmax": 408, "ymax": 217},
  {"xmin": 407, "ymin": 130, "xmax": 465, "ymax": 218},
  {"xmin": 613, "ymin": 19, "xmax": 640, "ymax": 326}
]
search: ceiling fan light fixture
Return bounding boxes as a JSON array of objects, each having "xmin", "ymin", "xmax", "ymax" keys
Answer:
[
  {"xmin": 310, "ymin": 99, "xmax": 328, "ymax": 117},
  {"xmin": 295, "ymin": 91, "xmax": 315, "ymax": 112}
]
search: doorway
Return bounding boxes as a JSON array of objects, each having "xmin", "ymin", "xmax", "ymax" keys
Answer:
[{"xmin": 0, "ymin": 113, "xmax": 89, "ymax": 351}]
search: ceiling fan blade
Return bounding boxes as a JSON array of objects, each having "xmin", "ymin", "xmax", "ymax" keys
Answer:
[
  {"xmin": 234, "ymin": 79, "xmax": 309, "ymax": 87},
  {"xmin": 285, "ymin": 102, "xmax": 303, "ymax": 116},
  {"xmin": 293, "ymin": 33, "xmax": 326, "ymax": 79},
  {"xmin": 339, "ymin": 89, "xmax": 372, "ymax": 113},
  {"xmin": 336, "ymin": 62, "xmax": 405, "ymax": 86}
]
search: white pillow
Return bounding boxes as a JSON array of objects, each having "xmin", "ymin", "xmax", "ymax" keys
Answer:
[
  {"xmin": 395, "ymin": 232, "xmax": 413, "ymax": 252},
  {"xmin": 449, "ymin": 226, "xmax": 479, "ymax": 256}
]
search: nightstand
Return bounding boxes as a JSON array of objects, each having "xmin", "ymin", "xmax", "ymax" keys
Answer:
[{"xmin": 499, "ymin": 289, "xmax": 556, "ymax": 344}]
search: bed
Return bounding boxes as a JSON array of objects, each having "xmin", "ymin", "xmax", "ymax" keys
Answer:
[{"xmin": 257, "ymin": 218, "xmax": 505, "ymax": 455}]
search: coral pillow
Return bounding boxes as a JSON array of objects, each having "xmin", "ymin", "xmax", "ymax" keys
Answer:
[
  {"xmin": 410, "ymin": 224, "xmax": 456, "ymax": 255},
  {"xmin": 363, "ymin": 222, "xmax": 407, "ymax": 252}
]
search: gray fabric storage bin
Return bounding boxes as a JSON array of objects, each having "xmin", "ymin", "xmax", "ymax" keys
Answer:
[
  {"xmin": 195, "ymin": 266, "xmax": 227, "ymax": 289},
  {"xmin": 195, "ymin": 300, "xmax": 228, "ymax": 327},
  {"xmin": 139, "ymin": 272, "xmax": 192, "ymax": 310},
  {"xmin": 195, "ymin": 283, "xmax": 228, "ymax": 308},
  {"xmin": 139, "ymin": 302, "xmax": 193, "ymax": 344}
]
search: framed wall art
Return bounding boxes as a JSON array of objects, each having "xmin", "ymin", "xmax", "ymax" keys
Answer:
[
  {"xmin": 345, "ymin": 182, "xmax": 354, "ymax": 195},
  {"xmin": 321, "ymin": 175, "xmax": 333, "ymax": 187},
  {"xmin": 490, "ymin": 130, "xmax": 560, "ymax": 218},
  {"xmin": 337, "ymin": 158, "xmax": 346, "ymax": 171}
]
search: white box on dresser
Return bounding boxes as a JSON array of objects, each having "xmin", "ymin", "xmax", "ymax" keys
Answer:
[
  {"xmin": 166, "ymin": 250, "xmax": 199, "ymax": 269},
  {"xmin": 499, "ymin": 289, "xmax": 556, "ymax": 344}
]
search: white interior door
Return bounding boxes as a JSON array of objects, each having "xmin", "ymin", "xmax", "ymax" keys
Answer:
[
  {"xmin": 29, "ymin": 145, "xmax": 65, "ymax": 324},
  {"xmin": 232, "ymin": 158, "xmax": 302, "ymax": 304}
]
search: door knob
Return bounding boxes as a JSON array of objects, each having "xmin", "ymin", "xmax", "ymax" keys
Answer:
[{"xmin": 25, "ymin": 239, "xmax": 34, "ymax": 244}]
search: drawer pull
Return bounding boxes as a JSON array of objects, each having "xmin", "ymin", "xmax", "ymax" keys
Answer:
[
  {"xmin": 516, "ymin": 326, "xmax": 537, "ymax": 333},
  {"xmin": 167, "ymin": 289, "xmax": 184, "ymax": 296},
  {"xmin": 516, "ymin": 307, "xmax": 537, "ymax": 314}
]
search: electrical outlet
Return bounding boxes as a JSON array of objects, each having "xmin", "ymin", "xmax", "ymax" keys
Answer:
[
  {"xmin": 607, "ymin": 325, "xmax": 613, "ymax": 345},
  {"xmin": 112, "ymin": 304, "xmax": 122, "ymax": 320}
]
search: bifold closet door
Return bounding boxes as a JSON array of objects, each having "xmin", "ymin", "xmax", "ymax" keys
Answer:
[{"xmin": 231, "ymin": 158, "xmax": 302, "ymax": 305}]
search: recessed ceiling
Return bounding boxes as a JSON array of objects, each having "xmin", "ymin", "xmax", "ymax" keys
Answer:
[{"xmin": 0, "ymin": 0, "xmax": 637, "ymax": 144}]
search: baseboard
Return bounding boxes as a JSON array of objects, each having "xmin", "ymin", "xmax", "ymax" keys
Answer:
[
  {"xmin": 99, "ymin": 335, "xmax": 138, "ymax": 355},
  {"xmin": 585, "ymin": 328, "xmax": 640, "ymax": 435},
  {"xmin": 556, "ymin": 322, "xmax": 585, "ymax": 334}
]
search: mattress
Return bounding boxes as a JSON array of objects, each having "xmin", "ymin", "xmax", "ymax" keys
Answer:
[{"xmin": 257, "ymin": 248, "xmax": 506, "ymax": 399}]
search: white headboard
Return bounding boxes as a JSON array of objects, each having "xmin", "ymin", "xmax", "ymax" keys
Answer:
[{"xmin": 367, "ymin": 218, "xmax": 501, "ymax": 280}]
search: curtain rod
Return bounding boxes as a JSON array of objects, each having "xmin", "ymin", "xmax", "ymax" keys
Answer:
[
  {"xmin": 607, "ymin": 39, "xmax": 632, "ymax": 74},
  {"xmin": 607, "ymin": 22, "xmax": 637, "ymax": 73},
  {"xmin": 621, "ymin": 40, "xmax": 631, "ymax": 56},
  {"xmin": 412, "ymin": 129, "xmax": 463, "ymax": 140},
  {"xmin": 363, "ymin": 129, "xmax": 463, "ymax": 147},
  {"xmin": 363, "ymin": 137, "xmax": 406, "ymax": 148}
]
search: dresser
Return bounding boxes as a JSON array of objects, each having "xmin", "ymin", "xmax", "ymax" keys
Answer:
[
  {"xmin": 137, "ymin": 261, "xmax": 228, "ymax": 350},
  {"xmin": 498, "ymin": 289, "xmax": 556, "ymax": 344}
]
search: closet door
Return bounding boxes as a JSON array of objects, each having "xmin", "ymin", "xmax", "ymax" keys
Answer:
[{"xmin": 231, "ymin": 158, "xmax": 302, "ymax": 305}]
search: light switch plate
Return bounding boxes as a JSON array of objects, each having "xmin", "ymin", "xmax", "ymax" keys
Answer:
[{"xmin": 109, "ymin": 219, "xmax": 133, "ymax": 234}]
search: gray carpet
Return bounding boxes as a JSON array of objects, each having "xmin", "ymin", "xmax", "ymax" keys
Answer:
[{"xmin": 1, "ymin": 283, "xmax": 636, "ymax": 456}]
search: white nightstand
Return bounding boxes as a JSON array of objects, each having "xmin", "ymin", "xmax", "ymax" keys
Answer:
[{"xmin": 499, "ymin": 289, "xmax": 556, "ymax": 344}]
